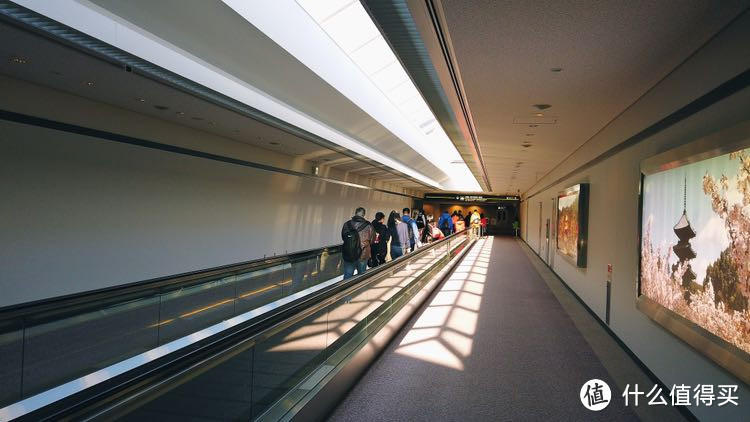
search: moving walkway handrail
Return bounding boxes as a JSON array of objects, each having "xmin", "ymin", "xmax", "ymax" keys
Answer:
[
  {"xmin": 0, "ymin": 243, "xmax": 342, "ymax": 324},
  {"xmin": 0, "ymin": 242, "xmax": 343, "ymax": 410},
  {"xmin": 0, "ymin": 230, "xmax": 468, "ymax": 421}
]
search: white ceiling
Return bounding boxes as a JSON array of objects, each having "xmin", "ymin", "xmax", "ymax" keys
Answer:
[
  {"xmin": 8, "ymin": 0, "xmax": 747, "ymax": 197},
  {"xmin": 438, "ymin": 0, "xmax": 750, "ymax": 194},
  {"xmin": 82, "ymin": 0, "xmax": 454, "ymax": 188},
  {"xmin": 0, "ymin": 21, "xmax": 423, "ymax": 190}
]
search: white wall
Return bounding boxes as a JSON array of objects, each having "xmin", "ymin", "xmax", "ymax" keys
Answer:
[
  {"xmin": 522, "ymin": 87, "xmax": 750, "ymax": 422},
  {"xmin": 519, "ymin": 11, "xmax": 750, "ymax": 420},
  {"xmin": 0, "ymin": 109, "xmax": 411, "ymax": 308},
  {"xmin": 0, "ymin": 74, "xmax": 422, "ymax": 199}
]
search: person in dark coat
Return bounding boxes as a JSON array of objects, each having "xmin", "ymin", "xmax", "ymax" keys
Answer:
[
  {"xmin": 370, "ymin": 212, "xmax": 390, "ymax": 267},
  {"xmin": 341, "ymin": 207, "xmax": 374, "ymax": 279}
]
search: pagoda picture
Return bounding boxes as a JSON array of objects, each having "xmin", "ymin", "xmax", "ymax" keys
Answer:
[
  {"xmin": 640, "ymin": 146, "xmax": 750, "ymax": 359},
  {"xmin": 671, "ymin": 181, "xmax": 698, "ymax": 303}
]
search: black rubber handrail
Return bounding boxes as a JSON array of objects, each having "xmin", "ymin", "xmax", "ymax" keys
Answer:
[
  {"xmin": 0, "ymin": 243, "xmax": 342, "ymax": 326},
  {"xmin": 10, "ymin": 230, "xmax": 468, "ymax": 421}
]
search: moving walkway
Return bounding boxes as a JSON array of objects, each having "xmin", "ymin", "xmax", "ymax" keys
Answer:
[{"xmin": 0, "ymin": 231, "xmax": 473, "ymax": 421}]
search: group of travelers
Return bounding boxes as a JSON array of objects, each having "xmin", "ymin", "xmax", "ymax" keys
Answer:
[
  {"xmin": 437, "ymin": 209, "xmax": 488, "ymax": 238},
  {"xmin": 341, "ymin": 206, "xmax": 489, "ymax": 279}
]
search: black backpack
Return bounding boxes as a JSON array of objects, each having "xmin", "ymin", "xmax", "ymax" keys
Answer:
[
  {"xmin": 440, "ymin": 217, "xmax": 450, "ymax": 232},
  {"xmin": 342, "ymin": 221, "xmax": 368, "ymax": 262}
]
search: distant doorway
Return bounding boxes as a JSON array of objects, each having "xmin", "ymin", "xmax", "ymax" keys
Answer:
[
  {"xmin": 545, "ymin": 218, "xmax": 550, "ymax": 263},
  {"xmin": 490, "ymin": 202, "xmax": 517, "ymax": 234},
  {"xmin": 497, "ymin": 206, "xmax": 507, "ymax": 225},
  {"xmin": 538, "ymin": 202, "xmax": 543, "ymax": 255}
]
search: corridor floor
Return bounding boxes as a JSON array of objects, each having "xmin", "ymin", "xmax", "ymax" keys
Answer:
[{"xmin": 328, "ymin": 236, "xmax": 643, "ymax": 421}]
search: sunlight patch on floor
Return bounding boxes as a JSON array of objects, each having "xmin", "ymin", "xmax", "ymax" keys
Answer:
[
  {"xmin": 268, "ymin": 241, "xmax": 453, "ymax": 352},
  {"xmin": 394, "ymin": 237, "xmax": 494, "ymax": 370}
]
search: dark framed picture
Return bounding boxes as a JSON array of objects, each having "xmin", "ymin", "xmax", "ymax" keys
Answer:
[
  {"xmin": 556, "ymin": 183, "xmax": 589, "ymax": 268},
  {"xmin": 638, "ymin": 122, "xmax": 750, "ymax": 385}
]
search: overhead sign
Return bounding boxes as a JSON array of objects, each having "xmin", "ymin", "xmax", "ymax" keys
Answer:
[{"xmin": 423, "ymin": 194, "xmax": 520, "ymax": 202}]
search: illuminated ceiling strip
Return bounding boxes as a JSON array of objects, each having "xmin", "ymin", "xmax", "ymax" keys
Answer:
[
  {"xmin": 222, "ymin": 0, "xmax": 481, "ymax": 192},
  {"xmin": 11, "ymin": 0, "xmax": 442, "ymax": 189}
]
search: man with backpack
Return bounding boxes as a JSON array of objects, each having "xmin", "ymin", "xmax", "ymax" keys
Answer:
[
  {"xmin": 341, "ymin": 207, "xmax": 374, "ymax": 280},
  {"xmin": 438, "ymin": 210, "xmax": 454, "ymax": 236}
]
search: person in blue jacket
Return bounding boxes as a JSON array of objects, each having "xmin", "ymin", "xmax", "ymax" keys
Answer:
[{"xmin": 437, "ymin": 210, "xmax": 454, "ymax": 236}]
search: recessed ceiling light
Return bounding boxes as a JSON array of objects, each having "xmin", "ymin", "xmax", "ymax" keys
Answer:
[
  {"xmin": 154, "ymin": 105, "xmax": 168, "ymax": 110},
  {"xmin": 550, "ymin": 67, "xmax": 563, "ymax": 72},
  {"xmin": 176, "ymin": 111, "xmax": 185, "ymax": 116},
  {"xmin": 533, "ymin": 113, "xmax": 543, "ymax": 117},
  {"xmin": 9, "ymin": 56, "xmax": 28, "ymax": 64},
  {"xmin": 135, "ymin": 97, "xmax": 146, "ymax": 103},
  {"xmin": 84, "ymin": 81, "xmax": 95, "ymax": 86}
]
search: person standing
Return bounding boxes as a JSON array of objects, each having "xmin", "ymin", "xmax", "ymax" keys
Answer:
[
  {"xmin": 421, "ymin": 214, "xmax": 441, "ymax": 243},
  {"xmin": 430, "ymin": 214, "xmax": 445, "ymax": 240},
  {"xmin": 369, "ymin": 211, "xmax": 390, "ymax": 267},
  {"xmin": 420, "ymin": 213, "xmax": 432, "ymax": 244},
  {"xmin": 480, "ymin": 213, "xmax": 488, "ymax": 237},
  {"xmin": 387, "ymin": 210, "xmax": 408, "ymax": 259},
  {"xmin": 470, "ymin": 209, "xmax": 481, "ymax": 238},
  {"xmin": 416, "ymin": 209, "xmax": 427, "ymax": 231},
  {"xmin": 438, "ymin": 210, "xmax": 454, "ymax": 236},
  {"xmin": 402, "ymin": 208, "xmax": 420, "ymax": 252},
  {"xmin": 455, "ymin": 214, "xmax": 466, "ymax": 232},
  {"xmin": 341, "ymin": 207, "xmax": 374, "ymax": 280},
  {"xmin": 412, "ymin": 209, "xmax": 425, "ymax": 248}
]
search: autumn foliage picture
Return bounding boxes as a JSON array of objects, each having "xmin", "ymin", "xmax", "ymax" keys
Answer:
[
  {"xmin": 557, "ymin": 184, "xmax": 589, "ymax": 267},
  {"xmin": 641, "ymin": 147, "xmax": 750, "ymax": 357},
  {"xmin": 557, "ymin": 192, "xmax": 579, "ymax": 258}
]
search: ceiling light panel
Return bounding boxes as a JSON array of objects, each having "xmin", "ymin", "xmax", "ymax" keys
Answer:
[
  {"xmin": 13, "ymin": 0, "xmax": 442, "ymax": 190},
  {"xmin": 300, "ymin": 0, "xmax": 480, "ymax": 191},
  {"xmin": 224, "ymin": 0, "xmax": 481, "ymax": 191}
]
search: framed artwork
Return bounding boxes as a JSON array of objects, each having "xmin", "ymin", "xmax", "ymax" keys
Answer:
[
  {"xmin": 556, "ymin": 183, "xmax": 589, "ymax": 268},
  {"xmin": 638, "ymin": 122, "xmax": 750, "ymax": 385}
]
